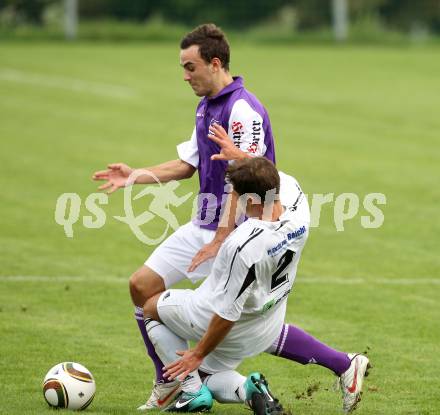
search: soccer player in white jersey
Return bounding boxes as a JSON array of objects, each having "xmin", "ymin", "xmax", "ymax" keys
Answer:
[
  {"xmin": 143, "ymin": 157, "xmax": 370, "ymax": 414},
  {"xmin": 143, "ymin": 157, "xmax": 309, "ymax": 413}
]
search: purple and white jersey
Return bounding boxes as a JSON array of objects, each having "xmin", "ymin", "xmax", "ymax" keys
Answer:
[{"xmin": 177, "ymin": 76, "xmax": 276, "ymax": 230}]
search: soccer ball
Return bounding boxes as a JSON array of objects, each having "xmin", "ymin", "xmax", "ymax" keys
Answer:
[{"xmin": 43, "ymin": 362, "xmax": 96, "ymax": 410}]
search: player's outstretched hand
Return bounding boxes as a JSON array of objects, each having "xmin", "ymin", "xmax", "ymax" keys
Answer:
[
  {"xmin": 208, "ymin": 123, "xmax": 250, "ymax": 161},
  {"xmin": 188, "ymin": 240, "xmax": 222, "ymax": 272},
  {"xmin": 163, "ymin": 349, "xmax": 203, "ymax": 381},
  {"xmin": 92, "ymin": 163, "xmax": 133, "ymax": 194}
]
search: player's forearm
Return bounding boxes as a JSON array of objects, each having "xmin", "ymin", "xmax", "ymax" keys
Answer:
[
  {"xmin": 212, "ymin": 187, "xmax": 249, "ymax": 244},
  {"xmin": 214, "ymin": 191, "xmax": 241, "ymax": 242},
  {"xmin": 133, "ymin": 159, "xmax": 195, "ymax": 184},
  {"xmin": 193, "ymin": 314, "xmax": 235, "ymax": 358},
  {"xmin": 211, "ymin": 226, "xmax": 233, "ymax": 246}
]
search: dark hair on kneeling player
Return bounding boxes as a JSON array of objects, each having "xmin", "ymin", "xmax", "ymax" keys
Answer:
[{"xmin": 226, "ymin": 157, "xmax": 280, "ymax": 204}]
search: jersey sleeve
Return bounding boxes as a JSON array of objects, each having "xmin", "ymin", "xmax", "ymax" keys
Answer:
[
  {"xmin": 176, "ymin": 127, "xmax": 199, "ymax": 168},
  {"xmin": 211, "ymin": 250, "xmax": 255, "ymax": 322},
  {"xmin": 228, "ymin": 99, "xmax": 266, "ymax": 157},
  {"xmin": 279, "ymin": 172, "xmax": 302, "ymax": 208}
]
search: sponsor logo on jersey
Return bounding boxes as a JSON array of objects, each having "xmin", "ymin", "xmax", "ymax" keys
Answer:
[
  {"xmin": 287, "ymin": 225, "xmax": 306, "ymax": 240},
  {"xmin": 261, "ymin": 288, "xmax": 291, "ymax": 313},
  {"xmin": 267, "ymin": 226, "xmax": 307, "ymax": 256},
  {"xmin": 267, "ymin": 239, "xmax": 288, "ymax": 256},
  {"xmin": 232, "ymin": 121, "xmax": 243, "ymax": 133},
  {"xmin": 249, "ymin": 120, "xmax": 261, "ymax": 151},
  {"xmin": 231, "ymin": 120, "xmax": 244, "ymax": 147},
  {"xmin": 262, "ymin": 299, "xmax": 275, "ymax": 313},
  {"xmin": 208, "ymin": 118, "xmax": 221, "ymax": 137},
  {"xmin": 247, "ymin": 142, "xmax": 258, "ymax": 153}
]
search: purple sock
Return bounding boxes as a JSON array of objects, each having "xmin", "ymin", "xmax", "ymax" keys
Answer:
[
  {"xmin": 134, "ymin": 306, "xmax": 168, "ymax": 383},
  {"xmin": 272, "ymin": 324, "xmax": 351, "ymax": 376}
]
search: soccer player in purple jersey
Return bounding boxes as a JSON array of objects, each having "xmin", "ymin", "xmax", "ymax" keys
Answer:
[{"xmin": 93, "ymin": 24, "xmax": 369, "ymax": 413}]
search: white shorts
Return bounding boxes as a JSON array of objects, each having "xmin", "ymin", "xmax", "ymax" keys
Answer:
[
  {"xmin": 145, "ymin": 221, "xmax": 215, "ymax": 288},
  {"xmin": 157, "ymin": 289, "xmax": 243, "ymax": 374}
]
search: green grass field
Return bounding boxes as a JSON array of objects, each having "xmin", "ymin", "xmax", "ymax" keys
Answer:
[{"xmin": 0, "ymin": 42, "xmax": 439, "ymax": 414}]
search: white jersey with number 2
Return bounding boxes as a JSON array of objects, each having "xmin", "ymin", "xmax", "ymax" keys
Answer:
[{"xmin": 184, "ymin": 172, "xmax": 310, "ymax": 359}]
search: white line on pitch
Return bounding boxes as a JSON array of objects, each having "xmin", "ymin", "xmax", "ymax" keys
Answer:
[
  {"xmin": 0, "ymin": 275, "xmax": 439, "ymax": 285},
  {"xmin": 0, "ymin": 275, "xmax": 126, "ymax": 283},
  {"xmin": 299, "ymin": 277, "xmax": 440, "ymax": 285},
  {"xmin": 0, "ymin": 68, "xmax": 136, "ymax": 99}
]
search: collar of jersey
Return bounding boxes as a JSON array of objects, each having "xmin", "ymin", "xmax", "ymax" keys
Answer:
[{"xmin": 207, "ymin": 76, "xmax": 243, "ymax": 101}]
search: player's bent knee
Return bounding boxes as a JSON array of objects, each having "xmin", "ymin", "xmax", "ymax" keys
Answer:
[
  {"xmin": 129, "ymin": 266, "xmax": 166, "ymax": 306},
  {"xmin": 128, "ymin": 270, "xmax": 143, "ymax": 293}
]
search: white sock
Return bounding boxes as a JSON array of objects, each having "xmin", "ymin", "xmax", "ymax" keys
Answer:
[
  {"xmin": 204, "ymin": 370, "xmax": 246, "ymax": 403},
  {"xmin": 145, "ymin": 319, "xmax": 202, "ymax": 392},
  {"xmin": 145, "ymin": 319, "xmax": 188, "ymax": 365},
  {"xmin": 181, "ymin": 371, "xmax": 203, "ymax": 393}
]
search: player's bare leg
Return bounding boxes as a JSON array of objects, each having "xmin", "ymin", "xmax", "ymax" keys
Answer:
[{"xmin": 129, "ymin": 265, "xmax": 166, "ymax": 307}]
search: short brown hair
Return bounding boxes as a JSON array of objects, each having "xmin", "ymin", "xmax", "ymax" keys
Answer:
[
  {"xmin": 180, "ymin": 23, "xmax": 230, "ymax": 70},
  {"xmin": 226, "ymin": 157, "xmax": 280, "ymax": 203}
]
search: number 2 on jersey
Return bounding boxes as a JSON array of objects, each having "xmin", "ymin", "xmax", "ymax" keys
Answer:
[{"xmin": 271, "ymin": 250, "xmax": 295, "ymax": 292}]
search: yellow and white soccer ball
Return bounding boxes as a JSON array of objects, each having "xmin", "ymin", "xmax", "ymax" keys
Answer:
[{"xmin": 43, "ymin": 362, "xmax": 96, "ymax": 410}]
